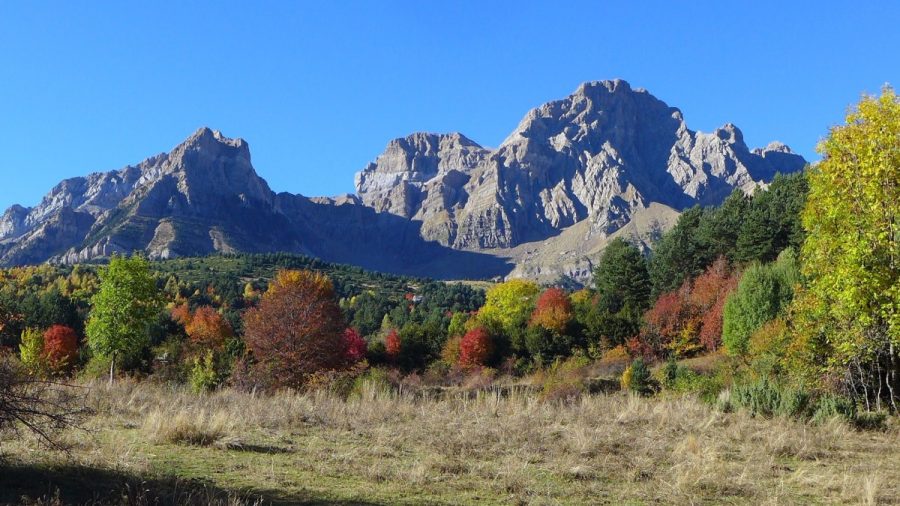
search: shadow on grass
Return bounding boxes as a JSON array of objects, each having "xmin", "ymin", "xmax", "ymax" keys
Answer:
[{"xmin": 0, "ymin": 461, "xmax": 386, "ymax": 505}]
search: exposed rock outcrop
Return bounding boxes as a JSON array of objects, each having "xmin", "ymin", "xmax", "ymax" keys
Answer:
[{"xmin": 1, "ymin": 80, "xmax": 807, "ymax": 282}]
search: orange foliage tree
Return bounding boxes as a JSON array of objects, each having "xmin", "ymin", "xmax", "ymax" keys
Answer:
[
  {"xmin": 459, "ymin": 327, "xmax": 493, "ymax": 367},
  {"xmin": 43, "ymin": 324, "xmax": 78, "ymax": 372},
  {"xmin": 243, "ymin": 270, "xmax": 346, "ymax": 388},
  {"xmin": 529, "ymin": 288, "xmax": 573, "ymax": 334},
  {"xmin": 185, "ymin": 306, "xmax": 233, "ymax": 352},
  {"xmin": 384, "ymin": 329, "xmax": 401, "ymax": 360}
]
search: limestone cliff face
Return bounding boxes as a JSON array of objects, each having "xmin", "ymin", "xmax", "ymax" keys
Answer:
[
  {"xmin": 355, "ymin": 80, "xmax": 807, "ymax": 252},
  {"xmin": 0, "ymin": 80, "xmax": 807, "ymax": 281}
]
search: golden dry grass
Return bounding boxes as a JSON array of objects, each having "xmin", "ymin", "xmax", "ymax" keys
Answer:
[{"xmin": 3, "ymin": 378, "xmax": 899, "ymax": 505}]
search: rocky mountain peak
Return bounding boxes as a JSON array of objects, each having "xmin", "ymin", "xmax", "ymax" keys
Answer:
[{"xmin": 2, "ymin": 82, "xmax": 809, "ymax": 284}]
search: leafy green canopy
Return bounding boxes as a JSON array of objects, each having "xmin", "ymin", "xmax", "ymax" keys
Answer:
[
  {"xmin": 86, "ymin": 255, "xmax": 163, "ymax": 369},
  {"xmin": 723, "ymin": 249, "xmax": 801, "ymax": 357}
]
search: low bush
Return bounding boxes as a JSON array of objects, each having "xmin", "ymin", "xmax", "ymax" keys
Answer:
[
  {"xmin": 621, "ymin": 358, "xmax": 654, "ymax": 395},
  {"xmin": 190, "ymin": 351, "xmax": 218, "ymax": 393},
  {"xmin": 538, "ymin": 355, "xmax": 590, "ymax": 402}
]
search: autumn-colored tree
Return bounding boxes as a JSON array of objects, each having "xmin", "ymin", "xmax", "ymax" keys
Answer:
[
  {"xmin": 637, "ymin": 257, "xmax": 739, "ymax": 357},
  {"xmin": 792, "ymin": 87, "xmax": 900, "ymax": 410},
  {"xmin": 242, "ymin": 270, "xmax": 346, "ymax": 389},
  {"xmin": 170, "ymin": 302, "xmax": 191, "ymax": 327},
  {"xmin": 640, "ymin": 279, "xmax": 699, "ymax": 358},
  {"xmin": 184, "ymin": 306, "xmax": 233, "ymax": 352},
  {"xmin": 441, "ymin": 335, "xmax": 462, "ymax": 365},
  {"xmin": 43, "ymin": 325, "xmax": 78, "ymax": 373},
  {"xmin": 459, "ymin": 327, "xmax": 493, "ymax": 368},
  {"xmin": 478, "ymin": 279, "xmax": 539, "ymax": 351},
  {"xmin": 530, "ymin": 288, "xmax": 573, "ymax": 334},
  {"xmin": 343, "ymin": 328, "xmax": 367, "ymax": 363},
  {"xmin": 384, "ymin": 328, "xmax": 401, "ymax": 360},
  {"xmin": 690, "ymin": 258, "xmax": 739, "ymax": 352}
]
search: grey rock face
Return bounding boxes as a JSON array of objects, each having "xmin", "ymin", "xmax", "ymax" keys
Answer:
[
  {"xmin": 0, "ymin": 80, "xmax": 807, "ymax": 281},
  {"xmin": 356, "ymin": 79, "xmax": 806, "ymax": 252}
]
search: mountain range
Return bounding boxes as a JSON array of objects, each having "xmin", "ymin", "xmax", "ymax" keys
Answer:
[{"xmin": 0, "ymin": 80, "xmax": 806, "ymax": 282}]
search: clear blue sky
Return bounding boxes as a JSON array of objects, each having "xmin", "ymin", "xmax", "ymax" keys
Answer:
[{"xmin": 1, "ymin": 1, "xmax": 898, "ymax": 211}]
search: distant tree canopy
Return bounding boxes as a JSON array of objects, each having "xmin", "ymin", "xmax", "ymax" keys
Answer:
[{"xmin": 649, "ymin": 172, "xmax": 808, "ymax": 297}]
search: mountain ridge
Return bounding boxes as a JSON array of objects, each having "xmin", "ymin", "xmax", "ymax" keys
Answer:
[{"xmin": 0, "ymin": 80, "xmax": 806, "ymax": 282}]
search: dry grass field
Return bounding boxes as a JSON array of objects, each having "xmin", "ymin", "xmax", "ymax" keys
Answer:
[{"xmin": 1, "ymin": 379, "xmax": 899, "ymax": 505}]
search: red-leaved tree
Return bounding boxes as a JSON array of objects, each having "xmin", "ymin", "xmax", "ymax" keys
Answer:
[
  {"xmin": 690, "ymin": 257, "xmax": 739, "ymax": 352},
  {"xmin": 638, "ymin": 257, "xmax": 739, "ymax": 357},
  {"xmin": 459, "ymin": 327, "xmax": 493, "ymax": 367},
  {"xmin": 384, "ymin": 329, "xmax": 401, "ymax": 360},
  {"xmin": 529, "ymin": 288, "xmax": 573, "ymax": 334},
  {"xmin": 43, "ymin": 325, "xmax": 78, "ymax": 373},
  {"xmin": 343, "ymin": 328, "xmax": 367, "ymax": 364},
  {"xmin": 242, "ymin": 270, "xmax": 346, "ymax": 388}
]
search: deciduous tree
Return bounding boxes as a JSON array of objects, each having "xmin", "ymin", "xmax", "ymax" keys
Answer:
[
  {"xmin": 86, "ymin": 255, "xmax": 162, "ymax": 384},
  {"xmin": 793, "ymin": 87, "xmax": 900, "ymax": 409},
  {"xmin": 243, "ymin": 270, "xmax": 346, "ymax": 389}
]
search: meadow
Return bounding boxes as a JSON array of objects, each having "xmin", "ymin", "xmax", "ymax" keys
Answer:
[{"xmin": 2, "ymin": 376, "xmax": 898, "ymax": 505}]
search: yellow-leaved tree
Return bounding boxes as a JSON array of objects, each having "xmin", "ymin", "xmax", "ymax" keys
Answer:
[{"xmin": 793, "ymin": 87, "xmax": 900, "ymax": 411}]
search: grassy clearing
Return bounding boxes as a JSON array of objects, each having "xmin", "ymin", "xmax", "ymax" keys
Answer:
[{"xmin": 1, "ymin": 379, "xmax": 898, "ymax": 505}]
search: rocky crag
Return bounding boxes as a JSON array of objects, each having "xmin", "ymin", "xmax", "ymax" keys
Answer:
[{"xmin": 0, "ymin": 80, "xmax": 806, "ymax": 282}]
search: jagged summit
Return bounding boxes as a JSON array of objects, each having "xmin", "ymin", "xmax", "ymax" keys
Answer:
[
  {"xmin": 354, "ymin": 80, "xmax": 806, "ymax": 256},
  {"xmin": 0, "ymin": 82, "xmax": 807, "ymax": 282}
]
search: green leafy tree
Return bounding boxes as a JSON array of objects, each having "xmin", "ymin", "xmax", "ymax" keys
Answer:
[
  {"xmin": 86, "ymin": 255, "xmax": 162, "ymax": 384},
  {"xmin": 793, "ymin": 87, "xmax": 900, "ymax": 410},
  {"xmin": 723, "ymin": 249, "xmax": 800, "ymax": 356},
  {"xmin": 19, "ymin": 328, "xmax": 46, "ymax": 377}
]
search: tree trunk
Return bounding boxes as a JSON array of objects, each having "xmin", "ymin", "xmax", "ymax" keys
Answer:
[{"xmin": 108, "ymin": 352, "xmax": 116, "ymax": 387}]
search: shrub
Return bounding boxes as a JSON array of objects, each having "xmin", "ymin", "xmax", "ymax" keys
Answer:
[
  {"xmin": 722, "ymin": 250, "xmax": 799, "ymax": 357},
  {"xmin": 621, "ymin": 358, "xmax": 653, "ymax": 395},
  {"xmin": 350, "ymin": 367, "xmax": 394, "ymax": 399},
  {"xmin": 343, "ymin": 328, "xmax": 367, "ymax": 364},
  {"xmin": 190, "ymin": 351, "xmax": 218, "ymax": 393},
  {"xmin": 43, "ymin": 325, "xmax": 79, "ymax": 373},
  {"xmin": 440, "ymin": 335, "xmax": 462, "ymax": 365},
  {"xmin": 524, "ymin": 324, "xmax": 573, "ymax": 365},
  {"xmin": 728, "ymin": 378, "xmax": 810, "ymax": 418},
  {"xmin": 811, "ymin": 394, "xmax": 857, "ymax": 424},
  {"xmin": 540, "ymin": 355, "xmax": 590, "ymax": 402},
  {"xmin": 18, "ymin": 328, "xmax": 47, "ymax": 376},
  {"xmin": 384, "ymin": 329, "xmax": 401, "ymax": 360}
]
